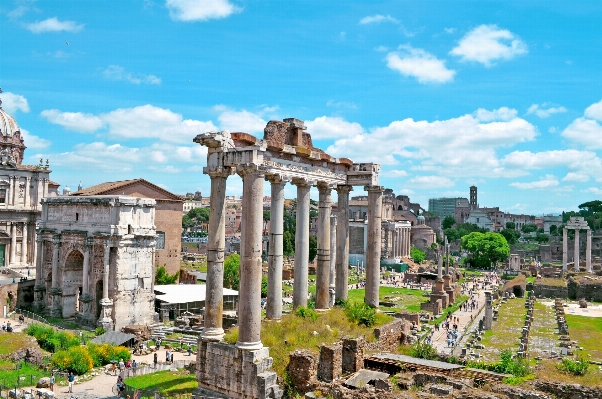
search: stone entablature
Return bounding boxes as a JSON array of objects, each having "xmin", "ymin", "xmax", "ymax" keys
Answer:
[{"xmin": 35, "ymin": 196, "xmax": 157, "ymax": 330}]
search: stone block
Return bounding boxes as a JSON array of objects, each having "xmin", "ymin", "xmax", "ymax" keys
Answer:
[
  {"xmin": 317, "ymin": 343, "xmax": 342, "ymax": 382},
  {"xmin": 342, "ymin": 337, "xmax": 365, "ymax": 373},
  {"xmin": 288, "ymin": 350, "xmax": 318, "ymax": 393}
]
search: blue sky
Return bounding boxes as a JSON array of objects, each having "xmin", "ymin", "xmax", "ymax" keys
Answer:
[{"xmin": 2, "ymin": 0, "xmax": 602, "ymax": 216}]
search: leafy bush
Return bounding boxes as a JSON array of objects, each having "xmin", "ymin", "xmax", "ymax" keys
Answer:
[
  {"xmin": 155, "ymin": 265, "xmax": 179, "ymax": 285},
  {"xmin": 557, "ymin": 355, "xmax": 590, "ymax": 376},
  {"xmin": 94, "ymin": 326, "xmax": 106, "ymax": 336},
  {"xmin": 410, "ymin": 341, "xmax": 439, "ymax": 360},
  {"xmin": 468, "ymin": 350, "xmax": 530, "ymax": 378},
  {"xmin": 344, "ymin": 302, "xmax": 376, "ymax": 327},
  {"xmin": 51, "ymin": 346, "xmax": 94, "ymax": 375},
  {"xmin": 24, "ymin": 323, "xmax": 79, "ymax": 352},
  {"xmin": 294, "ymin": 306, "xmax": 318, "ymax": 321}
]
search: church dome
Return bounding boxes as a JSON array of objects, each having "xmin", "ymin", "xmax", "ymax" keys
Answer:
[
  {"xmin": 0, "ymin": 92, "xmax": 27, "ymax": 166},
  {"xmin": 0, "ymin": 106, "xmax": 21, "ymax": 137}
]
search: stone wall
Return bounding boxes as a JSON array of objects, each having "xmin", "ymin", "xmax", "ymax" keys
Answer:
[
  {"xmin": 568, "ymin": 277, "xmax": 602, "ymax": 301},
  {"xmin": 502, "ymin": 275, "xmax": 526, "ymax": 298},
  {"xmin": 368, "ymin": 319, "xmax": 411, "ymax": 352},
  {"xmin": 287, "ymin": 350, "xmax": 318, "ymax": 393},
  {"xmin": 342, "ymin": 338, "xmax": 364, "ymax": 373},
  {"xmin": 154, "ymin": 201, "xmax": 184, "ymax": 277},
  {"xmin": 532, "ymin": 381, "xmax": 602, "ymax": 399},
  {"xmin": 533, "ymin": 279, "xmax": 568, "ymax": 299},
  {"xmin": 317, "ymin": 343, "xmax": 342, "ymax": 382},
  {"xmin": 0, "ymin": 278, "xmax": 35, "ymax": 312},
  {"xmin": 349, "ymin": 225, "xmax": 365, "ymax": 255}
]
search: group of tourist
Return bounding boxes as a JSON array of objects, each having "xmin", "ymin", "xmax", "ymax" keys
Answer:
[{"xmin": 1, "ymin": 321, "xmax": 13, "ymax": 332}]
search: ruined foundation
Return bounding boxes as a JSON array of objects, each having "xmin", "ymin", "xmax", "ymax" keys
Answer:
[{"xmin": 193, "ymin": 341, "xmax": 282, "ymax": 399}]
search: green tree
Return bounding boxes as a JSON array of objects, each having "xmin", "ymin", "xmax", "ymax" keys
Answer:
[
  {"xmin": 309, "ymin": 235, "xmax": 318, "ymax": 263},
  {"xmin": 535, "ymin": 232, "xmax": 550, "ymax": 243},
  {"xmin": 578, "ymin": 200, "xmax": 602, "ymax": 215},
  {"xmin": 442, "ymin": 215, "xmax": 456, "ymax": 230},
  {"xmin": 263, "ymin": 210, "xmax": 270, "ymax": 221},
  {"xmin": 155, "ymin": 266, "xmax": 179, "ymax": 285},
  {"xmin": 521, "ymin": 223, "xmax": 538, "ymax": 234},
  {"xmin": 461, "ymin": 232, "xmax": 510, "ymax": 269},
  {"xmin": 223, "ymin": 254, "xmax": 240, "ymax": 290},
  {"xmin": 506, "ymin": 221, "xmax": 516, "ymax": 230},
  {"xmin": 444, "ymin": 228, "xmax": 460, "ymax": 241},
  {"xmin": 283, "ymin": 231, "xmax": 295, "ymax": 257},
  {"xmin": 261, "ymin": 275, "xmax": 268, "ymax": 297},
  {"xmin": 500, "ymin": 228, "xmax": 521, "ymax": 245},
  {"xmin": 183, "ymin": 207, "xmax": 210, "ymax": 229},
  {"xmin": 410, "ymin": 246, "xmax": 426, "ymax": 263}
]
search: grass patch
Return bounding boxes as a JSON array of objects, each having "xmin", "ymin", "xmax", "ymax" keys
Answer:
[
  {"xmin": 535, "ymin": 359, "xmax": 602, "ymax": 387},
  {"xmin": 0, "ymin": 360, "xmax": 50, "ymax": 387},
  {"xmin": 529, "ymin": 301, "xmax": 558, "ymax": 357},
  {"xmin": 565, "ymin": 314, "xmax": 602, "ymax": 361},
  {"xmin": 224, "ymin": 306, "xmax": 392, "ymax": 378},
  {"xmin": 347, "ymin": 286, "xmax": 428, "ymax": 313},
  {"xmin": 0, "ymin": 332, "xmax": 38, "ymax": 356},
  {"xmin": 534, "ymin": 278, "xmax": 567, "ymax": 287},
  {"xmin": 125, "ymin": 369, "xmax": 197, "ymax": 396},
  {"xmin": 478, "ymin": 297, "xmax": 526, "ymax": 362}
]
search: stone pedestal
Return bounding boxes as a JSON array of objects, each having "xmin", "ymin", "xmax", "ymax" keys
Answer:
[
  {"xmin": 32, "ymin": 284, "xmax": 46, "ymax": 313},
  {"xmin": 98, "ymin": 298, "xmax": 114, "ymax": 331},
  {"xmin": 443, "ymin": 275, "xmax": 456, "ymax": 304},
  {"xmin": 194, "ymin": 341, "xmax": 283, "ymax": 399},
  {"xmin": 48, "ymin": 287, "xmax": 62, "ymax": 317},
  {"xmin": 77, "ymin": 293, "xmax": 95, "ymax": 325},
  {"xmin": 484, "ymin": 292, "xmax": 493, "ymax": 330}
]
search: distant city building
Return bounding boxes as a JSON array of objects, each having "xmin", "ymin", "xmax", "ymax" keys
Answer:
[
  {"xmin": 428, "ymin": 197, "xmax": 469, "ymax": 218},
  {"xmin": 543, "ymin": 215, "xmax": 562, "ymax": 234},
  {"xmin": 470, "ymin": 185, "xmax": 478, "ymax": 209},
  {"xmin": 183, "ymin": 199, "xmax": 205, "ymax": 214},
  {"xmin": 465, "ymin": 209, "xmax": 494, "ymax": 231}
]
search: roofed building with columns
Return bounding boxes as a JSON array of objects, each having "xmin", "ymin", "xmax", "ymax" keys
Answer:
[{"xmin": 0, "ymin": 92, "xmax": 56, "ymax": 270}]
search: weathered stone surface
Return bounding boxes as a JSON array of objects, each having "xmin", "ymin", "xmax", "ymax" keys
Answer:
[
  {"xmin": 367, "ymin": 319, "xmax": 411, "ymax": 351},
  {"xmin": 532, "ymin": 380, "xmax": 602, "ymax": 399},
  {"xmin": 318, "ymin": 343, "xmax": 342, "ymax": 383},
  {"xmin": 36, "ymin": 377, "xmax": 51, "ymax": 388},
  {"xmin": 288, "ymin": 350, "xmax": 318, "ymax": 393},
  {"xmin": 11, "ymin": 346, "xmax": 44, "ymax": 365},
  {"xmin": 342, "ymin": 337, "xmax": 364, "ymax": 373}
]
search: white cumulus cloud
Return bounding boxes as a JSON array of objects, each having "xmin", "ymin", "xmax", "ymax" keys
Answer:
[
  {"xmin": 166, "ymin": 0, "xmax": 241, "ymax": 22},
  {"xmin": 26, "ymin": 17, "xmax": 84, "ymax": 33},
  {"xmin": 359, "ymin": 14, "xmax": 399, "ymax": 25},
  {"xmin": 40, "ymin": 109, "xmax": 104, "ymax": 132},
  {"xmin": 408, "ymin": 176, "xmax": 454, "ymax": 188},
  {"xmin": 562, "ymin": 118, "xmax": 602, "ymax": 149},
  {"xmin": 385, "ymin": 45, "xmax": 455, "ymax": 84},
  {"xmin": 584, "ymin": 99, "xmax": 602, "ymax": 121},
  {"xmin": 216, "ymin": 108, "xmax": 266, "ymax": 135},
  {"xmin": 450, "ymin": 24, "xmax": 527, "ymax": 66},
  {"xmin": 562, "ymin": 172, "xmax": 589, "ymax": 183},
  {"xmin": 102, "ymin": 65, "xmax": 161, "ymax": 85},
  {"xmin": 20, "ymin": 128, "xmax": 51, "ymax": 150},
  {"xmin": 305, "ymin": 116, "xmax": 364, "ymax": 140},
  {"xmin": 0, "ymin": 92, "xmax": 30, "ymax": 114},
  {"xmin": 509, "ymin": 175, "xmax": 559, "ymax": 190},
  {"xmin": 526, "ymin": 103, "xmax": 567, "ymax": 118}
]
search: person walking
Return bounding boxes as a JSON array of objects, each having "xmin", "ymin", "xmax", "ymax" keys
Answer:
[
  {"xmin": 187, "ymin": 345, "xmax": 192, "ymax": 356},
  {"xmin": 49, "ymin": 373, "xmax": 55, "ymax": 392},
  {"xmin": 68, "ymin": 372, "xmax": 75, "ymax": 393},
  {"xmin": 132, "ymin": 359, "xmax": 137, "ymax": 376},
  {"xmin": 153, "ymin": 352, "xmax": 158, "ymax": 369}
]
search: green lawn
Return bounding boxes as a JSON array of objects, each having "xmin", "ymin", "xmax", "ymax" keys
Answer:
[
  {"xmin": 529, "ymin": 301, "xmax": 558, "ymax": 356},
  {"xmin": 565, "ymin": 314, "xmax": 602, "ymax": 361},
  {"xmin": 347, "ymin": 286, "xmax": 428, "ymax": 313},
  {"xmin": 125, "ymin": 369, "xmax": 197, "ymax": 397},
  {"xmin": 0, "ymin": 333, "xmax": 52, "ymax": 387},
  {"xmin": 478, "ymin": 297, "xmax": 527, "ymax": 362}
]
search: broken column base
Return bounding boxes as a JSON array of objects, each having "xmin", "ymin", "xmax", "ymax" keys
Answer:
[{"xmin": 193, "ymin": 340, "xmax": 283, "ymax": 399}]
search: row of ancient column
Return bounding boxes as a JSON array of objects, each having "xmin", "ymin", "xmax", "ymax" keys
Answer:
[
  {"xmin": 562, "ymin": 228, "xmax": 592, "ymax": 272},
  {"xmin": 6, "ymin": 221, "xmax": 29, "ymax": 266},
  {"xmin": 3, "ymin": 176, "xmax": 47, "ymax": 208},
  {"xmin": 201, "ymin": 164, "xmax": 383, "ymax": 350},
  {"xmin": 391, "ymin": 226, "xmax": 410, "ymax": 259}
]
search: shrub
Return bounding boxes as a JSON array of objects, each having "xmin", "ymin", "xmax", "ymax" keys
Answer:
[
  {"xmin": 345, "ymin": 302, "xmax": 376, "ymax": 327},
  {"xmin": 557, "ymin": 355, "xmax": 590, "ymax": 376},
  {"xmin": 94, "ymin": 326, "xmax": 106, "ymax": 336},
  {"xmin": 294, "ymin": 306, "xmax": 318, "ymax": 321},
  {"xmin": 51, "ymin": 346, "xmax": 94, "ymax": 375},
  {"xmin": 410, "ymin": 341, "xmax": 438, "ymax": 360},
  {"xmin": 25, "ymin": 323, "xmax": 79, "ymax": 352}
]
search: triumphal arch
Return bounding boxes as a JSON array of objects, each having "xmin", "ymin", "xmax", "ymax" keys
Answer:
[{"xmin": 192, "ymin": 118, "xmax": 382, "ymax": 399}]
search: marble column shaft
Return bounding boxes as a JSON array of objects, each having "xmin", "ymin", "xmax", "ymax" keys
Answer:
[
  {"xmin": 20, "ymin": 223, "xmax": 28, "ymax": 264},
  {"xmin": 365, "ymin": 186, "xmax": 383, "ymax": 308},
  {"xmin": 236, "ymin": 164, "xmax": 264, "ymax": 350},
  {"xmin": 82, "ymin": 243, "xmax": 91, "ymax": 295},
  {"xmin": 586, "ymin": 229, "xmax": 592, "ymax": 273},
  {"xmin": 266, "ymin": 176, "xmax": 286, "ymax": 320},
  {"xmin": 329, "ymin": 213, "xmax": 337, "ymax": 306},
  {"xmin": 35, "ymin": 238, "xmax": 43, "ymax": 285},
  {"xmin": 562, "ymin": 228, "xmax": 568, "ymax": 272},
  {"xmin": 293, "ymin": 179, "xmax": 311, "ymax": 309},
  {"xmin": 574, "ymin": 229, "xmax": 580, "ymax": 272},
  {"xmin": 51, "ymin": 237, "xmax": 60, "ymax": 288},
  {"xmin": 102, "ymin": 243, "xmax": 110, "ymax": 299},
  {"xmin": 203, "ymin": 168, "xmax": 231, "ymax": 341},
  {"xmin": 10, "ymin": 223, "xmax": 17, "ymax": 264},
  {"xmin": 315, "ymin": 183, "xmax": 332, "ymax": 310},
  {"xmin": 335, "ymin": 185, "xmax": 352, "ymax": 302}
]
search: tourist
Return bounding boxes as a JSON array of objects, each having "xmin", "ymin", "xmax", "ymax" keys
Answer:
[
  {"xmin": 118, "ymin": 358, "xmax": 125, "ymax": 373},
  {"xmin": 166, "ymin": 350, "xmax": 171, "ymax": 363},
  {"xmin": 132, "ymin": 359, "xmax": 137, "ymax": 375},
  {"xmin": 68, "ymin": 372, "xmax": 75, "ymax": 393},
  {"xmin": 49, "ymin": 373, "xmax": 55, "ymax": 391},
  {"xmin": 153, "ymin": 353, "xmax": 158, "ymax": 369},
  {"xmin": 188, "ymin": 346, "xmax": 192, "ymax": 356},
  {"xmin": 1, "ymin": 322, "xmax": 5, "ymax": 331}
]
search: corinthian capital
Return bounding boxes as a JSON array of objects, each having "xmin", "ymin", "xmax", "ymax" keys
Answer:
[
  {"xmin": 236, "ymin": 163, "xmax": 266, "ymax": 178},
  {"xmin": 204, "ymin": 166, "xmax": 234, "ymax": 179}
]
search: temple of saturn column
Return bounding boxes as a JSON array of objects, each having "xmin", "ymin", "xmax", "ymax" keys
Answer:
[
  {"xmin": 192, "ymin": 118, "xmax": 380, "ymax": 399},
  {"xmin": 562, "ymin": 216, "xmax": 592, "ymax": 273}
]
